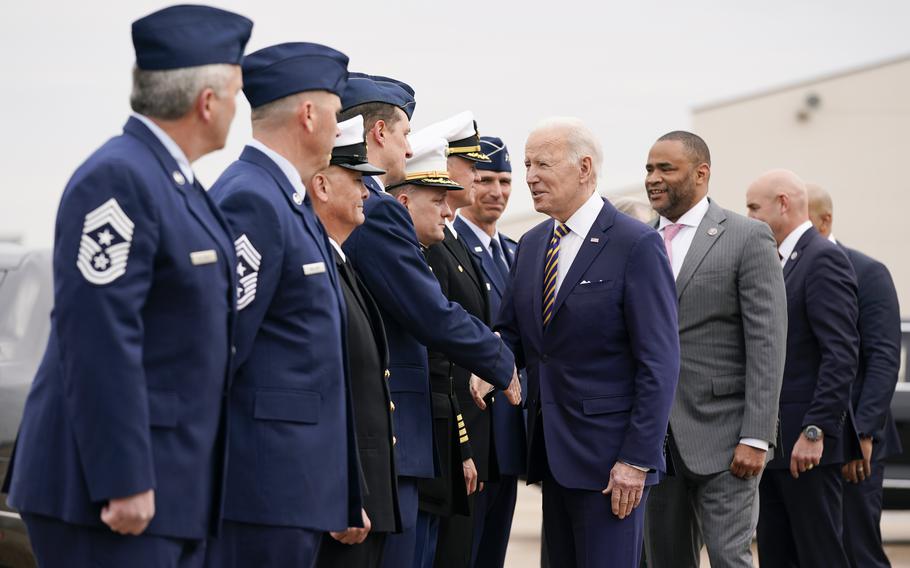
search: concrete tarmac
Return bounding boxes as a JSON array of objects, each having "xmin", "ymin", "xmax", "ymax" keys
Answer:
[{"xmin": 504, "ymin": 482, "xmax": 910, "ymax": 567}]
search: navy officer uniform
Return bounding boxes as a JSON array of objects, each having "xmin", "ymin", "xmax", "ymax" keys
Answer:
[
  {"xmin": 2, "ymin": 5, "xmax": 251, "ymax": 568},
  {"xmin": 756, "ymin": 223, "xmax": 860, "ymax": 568},
  {"xmin": 340, "ymin": 75, "xmax": 517, "ymax": 568},
  {"xmin": 315, "ymin": 116, "xmax": 402, "ymax": 568},
  {"xmin": 453, "ymin": 136, "xmax": 527, "ymax": 568},
  {"xmin": 837, "ymin": 242, "xmax": 902, "ymax": 568},
  {"xmin": 203, "ymin": 43, "xmax": 362, "ymax": 568},
  {"xmin": 420, "ymin": 112, "xmax": 498, "ymax": 568}
]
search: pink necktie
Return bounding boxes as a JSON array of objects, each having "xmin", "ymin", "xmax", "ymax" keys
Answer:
[{"xmin": 663, "ymin": 223, "xmax": 684, "ymax": 265}]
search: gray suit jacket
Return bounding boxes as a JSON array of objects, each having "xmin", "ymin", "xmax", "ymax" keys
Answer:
[{"xmin": 668, "ymin": 199, "xmax": 787, "ymax": 475}]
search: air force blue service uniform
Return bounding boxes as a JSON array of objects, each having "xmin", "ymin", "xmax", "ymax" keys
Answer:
[
  {"xmin": 453, "ymin": 136, "xmax": 528, "ymax": 568},
  {"xmin": 340, "ymin": 77, "xmax": 516, "ymax": 568},
  {"xmin": 839, "ymin": 244, "xmax": 903, "ymax": 568},
  {"xmin": 496, "ymin": 194, "xmax": 679, "ymax": 568},
  {"xmin": 2, "ymin": 6, "xmax": 252, "ymax": 568},
  {"xmin": 756, "ymin": 225, "xmax": 860, "ymax": 568},
  {"xmin": 203, "ymin": 43, "xmax": 361, "ymax": 568}
]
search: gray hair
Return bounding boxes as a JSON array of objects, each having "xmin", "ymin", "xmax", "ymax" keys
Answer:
[
  {"xmin": 612, "ymin": 196, "xmax": 655, "ymax": 223},
  {"xmin": 130, "ymin": 63, "xmax": 236, "ymax": 120},
  {"xmin": 532, "ymin": 116, "xmax": 604, "ymax": 182},
  {"xmin": 250, "ymin": 92, "xmax": 307, "ymax": 125}
]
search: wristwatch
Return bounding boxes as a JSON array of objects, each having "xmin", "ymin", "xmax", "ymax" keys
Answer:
[{"xmin": 803, "ymin": 425, "xmax": 823, "ymax": 442}]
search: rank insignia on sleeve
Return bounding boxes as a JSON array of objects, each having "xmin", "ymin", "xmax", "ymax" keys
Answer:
[
  {"xmin": 76, "ymin": 198, "xmax": 135, "ymax": 285},
  {"xmin": 234, "ymin": 234, "xmax": 261, "ymax": 310}
]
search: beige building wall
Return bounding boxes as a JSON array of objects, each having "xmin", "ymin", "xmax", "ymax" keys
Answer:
[{"xmin": 693, "ymin": 55, "xmax": 910, "ymax": 316}]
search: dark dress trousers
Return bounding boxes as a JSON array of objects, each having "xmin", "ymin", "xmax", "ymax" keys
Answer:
[
  {"xmin": 204, "ymin": 146, "xmax": 362, "ymax": 567},
  {"xmin": 424, "ymin": 227, "xmax": 497, "ymax": 568},
  {"xmin": 342, "ymin": 177, "xmax": 515, "ymax": 568},
  {"xmin": 317, "ymin": 248, "xmax": 401, "ymax": 568},
  {"xmin": 497, "ymin": 199, "xmax": 680, "ymax": 567},
  {"xmin": 454, "ymin": 217, "xmax": 527, "ymax": 568},
  {"xmin": 840, "ymin": 244, "xmax": 902, "ymax": 568},
  {"xmin": 3, "ymin": 117, "xmax": 236, "ymax": 565},
  {"xmin": 757, "ymin": 227, "xmax": 860, "ymax": 568}
]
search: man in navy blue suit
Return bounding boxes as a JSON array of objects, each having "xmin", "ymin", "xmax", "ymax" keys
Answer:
[
  {"xmin": 496, "ymin": 117, "xmax": 679, "ymax": 567},
  {"xmin": 2, "ymin": 6, "xmax": 252, "ymax": 568},
  {"xmin": 340, "ymin": 76, "xmax": 522, "ymax": 568},
  {"xmin": 808, "ymin": 184, "xmax": 902, "ymax": 568},
  {"xmin": 746, "ymin": 170, "xmax": 860, "ymax": 568},
  {"xmin": 454, "ymin": 136, "xmax": 527, "ymax": 568},
  {"xmin": 203, "ymin": 43, "xmax": 362, "ymax": 568}
]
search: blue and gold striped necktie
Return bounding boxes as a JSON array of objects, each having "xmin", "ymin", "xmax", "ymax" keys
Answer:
[{"xmin": 542, "ymin": 222, "xmax": 570, "ymax": 326}]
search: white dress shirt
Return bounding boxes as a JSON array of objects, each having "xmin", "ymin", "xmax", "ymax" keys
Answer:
[
  {"xmin": 132, "ymin": 113, "xmax": 194, "ymax": 184},
  {"xmin": 779, "ymin": 220, "xmax": 814, "ymax": 268},
  {"xmin": 662, "ymin": 196, "xmax": 771, "ymax": 452},
  {"xmin": 445, "ymin": 218, "xmax": 459, "ymax": 239},
  {"xmin": 657, "ymin": 196, "xmax": 710, "ymax": 279},
  {"xmin": 247, "ymin": 138, "xmax": 307, "ymax": 199},
  {"xmin": 457, "ymin": 214, "xmax": 508, "ymax": 269},
  {"xmin": 328, "ymin": 238, "xmax": 346, "ymax": 262},
  {"xmin": 555, "ymin": 191, "xmax": 605, "ymax": 295}
]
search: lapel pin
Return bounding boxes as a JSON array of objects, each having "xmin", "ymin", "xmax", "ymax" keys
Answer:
[
  {"xmin": 292, "ymin": 192, "xmax": 303, "ymax": 205},
  {"xmin": 707, "ymin": 227, "xmax": 718, "ymax": 236},
  {"xmin": 172, "ymin": 171, "xmax": 186, "ymax": 186},
  {"xmin": 457, "ymin": 265, "xmax": 464, "ymax": 273},
  {"xmin": 790, "ymin": 251, "xmax": 798, "ymax": 260},
  {"xmin": 590, "ymin": 237, "xmax": 600, "ymax": 243}
]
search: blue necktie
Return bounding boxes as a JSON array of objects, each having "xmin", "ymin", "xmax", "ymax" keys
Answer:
[
  {"xmin": 489, "ymin": 237, "xmax": 511, "ymax": 284},
  {"xmin": 542, "ymin": 223, "xmax": 569, "ymax": 326}
]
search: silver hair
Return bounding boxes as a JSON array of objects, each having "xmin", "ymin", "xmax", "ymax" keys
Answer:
[
  {"xmin": 130, "ymin": 63, "xmax": 236, "ymax": 120},
  {"xmin": 611, "ymin": 196, "xmax": 655, "ymax": 223},
  {"xmin": 250, "ymin": 92, "xmax": 307, "ymax": 125},
  {"xmin": 532, "ymin": 116, "xmax": 604, "ymax": 182}
]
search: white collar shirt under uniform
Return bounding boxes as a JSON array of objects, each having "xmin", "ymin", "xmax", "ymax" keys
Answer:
[
  {"xmin": 132, "ymin": 113, "xmax": 194, "ymax": 184},
  {"xmin": 458, "ymin": 214, "xmax": 507, "ymax": 268},
  {"xmin": 328, "ymin": 238, "xmax": 346, "ymax": 263},
  {"xmin": 445, "ymin": 218, "xmax": 459, "ymax": 239},
  {"xmin": 657, "ymin": 195, "xmax": 710, "ymax": 280},
  {"xmin": 779, "ymin": 220, "xmax": 813, "ymax": 268},
  {"xmin": 247, "ymin": 138, "xmax": 307, "ymax": 200},
  {"xmin": 554, "ymin": 191, "xmax": 604, "ymax": 295}
]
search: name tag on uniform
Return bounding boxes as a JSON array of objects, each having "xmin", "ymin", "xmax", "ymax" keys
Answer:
[
  {"xmin": 302, "ymin": 261, "xmax": 326, "ymax": 276},
  {"xmin": 190, "ymin": 250, "xmax": 218, "ymax": 265}
]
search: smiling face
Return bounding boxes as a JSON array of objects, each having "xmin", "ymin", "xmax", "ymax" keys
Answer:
[
  {"xmin": 524, "ymin": 129, "xmax": 591, "ymax": 222},
  {"xmin": 644, "ymin": 140, "xmax": 708, "ymax": 222}
]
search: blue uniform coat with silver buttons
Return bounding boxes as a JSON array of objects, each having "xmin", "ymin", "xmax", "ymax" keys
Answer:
[{"xmin": 4, "ymin": 117, "xmax": 237, "ymax": 540}]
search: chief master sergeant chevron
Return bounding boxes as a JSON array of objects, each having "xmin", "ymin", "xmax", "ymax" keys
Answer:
[{"xmin": 1, "ymin": 5, "xmax": 252, "ymax": 568}]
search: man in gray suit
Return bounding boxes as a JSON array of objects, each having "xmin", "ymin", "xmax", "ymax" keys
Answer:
[{"xmin": 641, "ymin": 131, "xmax": 787, "ymax": 567}]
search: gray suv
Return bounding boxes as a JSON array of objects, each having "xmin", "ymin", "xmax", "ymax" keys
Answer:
[{"xmin": 0, "ymin": 243, "xmax": 50, "ymax": 568}]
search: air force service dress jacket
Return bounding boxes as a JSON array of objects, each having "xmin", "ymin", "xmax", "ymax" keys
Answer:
[
  {"xmin": 343, "ymin": 177, "xmax": 515, "ymax": 480},
  {"xmin": 209, "ymin": 145, "xmax": 362, "ymax": 532},
  {"xmin": 4, "ymin": 117, "xmax": 237, "ymax": 539}
]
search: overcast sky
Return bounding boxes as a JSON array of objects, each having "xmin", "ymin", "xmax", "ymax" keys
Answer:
[{"xmin": 3, "ymin": 0, "xmax": 909, "ymax": 246}]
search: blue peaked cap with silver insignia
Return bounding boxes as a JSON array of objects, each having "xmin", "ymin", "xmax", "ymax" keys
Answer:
[
  {"xmin": 242, "ymin": 42, "xmax": 350, "ymax": 109},
  {"xmin": 342, "ymin": 72, "xmax": 416, "ymax": 119},
  {"xmin": 476, "ymin": 136, "xmax": 511, "ymax": 173},
  {"xmin": 132, "ymin": 4, "xmax": 253, "ymax": 70}
]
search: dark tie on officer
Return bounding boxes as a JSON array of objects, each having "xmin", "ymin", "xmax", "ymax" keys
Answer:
[{"xmin": 1, "ymin": 6, "xmax": 251, "ymax": 568}]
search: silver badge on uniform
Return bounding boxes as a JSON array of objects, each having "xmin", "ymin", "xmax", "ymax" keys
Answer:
[
  {"xmin": 292, "ymin": 192, "xmax": 304, "ymax": 205},
  {"xmin": 76, "ymin": 198, "xmax": 135, "ymax": 285},
  {"xmin": 172, "ymin": 171, "xmax": 186, "ymax": 186},
  {"xmin": 234, "ymin": 234, "xmax": 262, "ymax": 310}
]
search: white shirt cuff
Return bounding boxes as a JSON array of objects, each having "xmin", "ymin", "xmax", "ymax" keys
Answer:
[
  {"xmin": 740, "ymin": 438, "xmax": 769, "ymax": 451},
  {"xmin": 620, "ymin": 461, "xmax": 650, "ymax": 472}
]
